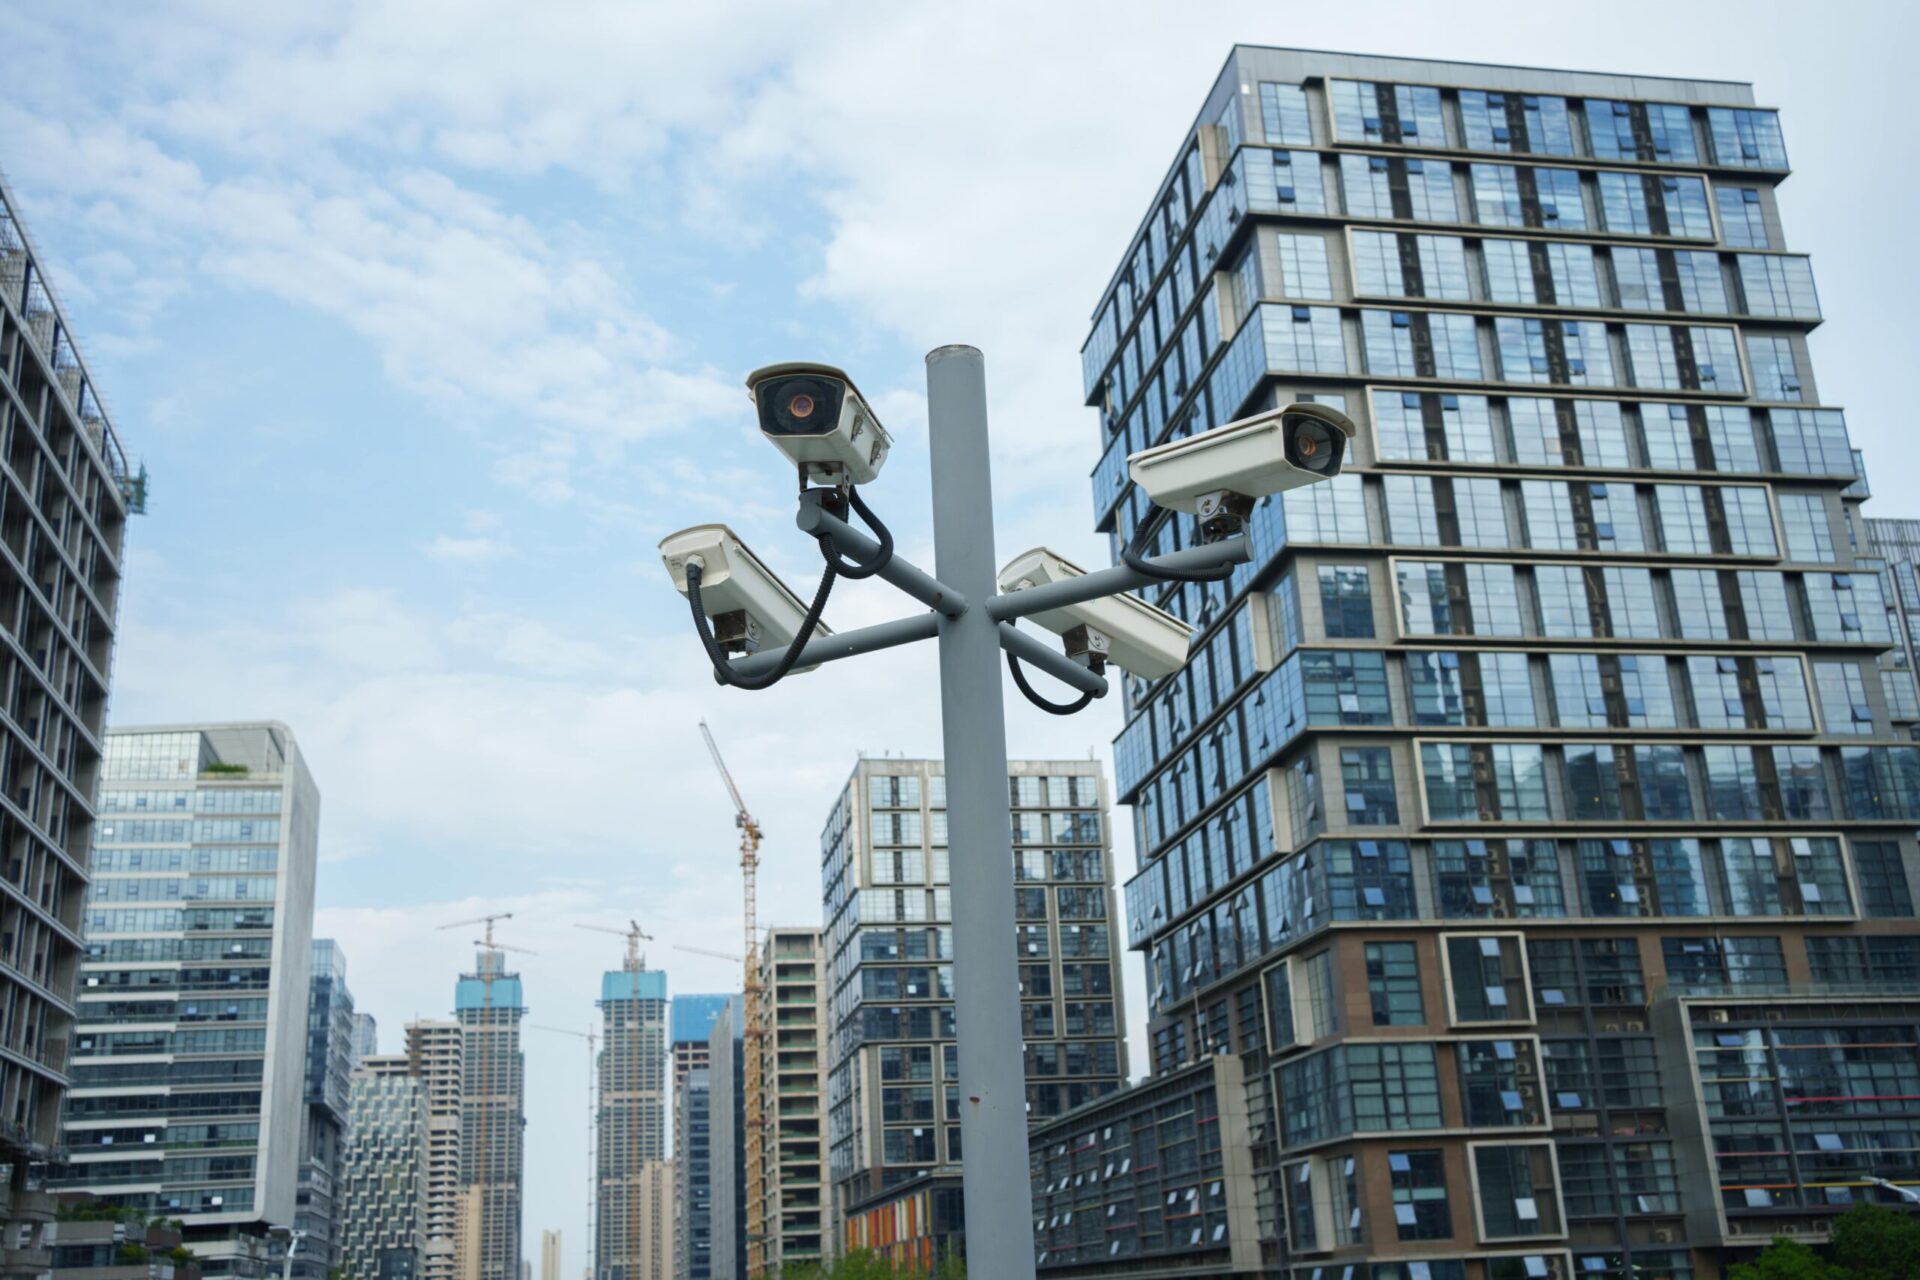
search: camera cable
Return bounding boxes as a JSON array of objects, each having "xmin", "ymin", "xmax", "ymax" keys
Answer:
[
  {"xmin": 815, "ymin": 485, "xmax": 894, "ymax": 579},
  {"xmin": 685, "ymin": 558, "xmax": 836, "ymax": 691},
  {"xmin": 1003, "ymin": 621, "xmax": 1097, "ymax": 716},
  {"xmin": 1121, "ymin": 513, "xmax": 1235, "ymax": 583}
]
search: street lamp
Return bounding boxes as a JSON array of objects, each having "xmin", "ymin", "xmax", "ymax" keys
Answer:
[
  {"xmin": 659, "ymin": 345, "xmax": 1352, "ymax": 1279},
  {"xmin": 265, "ymin": 1226, "xmax": 306, "ymax": 1280}
]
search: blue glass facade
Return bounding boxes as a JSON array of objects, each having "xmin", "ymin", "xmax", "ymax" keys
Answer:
[{"xmin": 1074, "ymin": 46, "xmax": 1919, "ymax": 1280}]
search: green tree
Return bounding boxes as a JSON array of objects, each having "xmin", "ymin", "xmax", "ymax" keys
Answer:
[
  {"xmin": 1731, "ymin": 1204, "xmax": 1920, "ymax": 1280},
  {"xmin": 1830, "ymin": 1203, "xmax": 1920, "ymax": 1280},
  {"xmin": 779, "ymin": 1250, "xmax": 962, "ymax": 1279}
]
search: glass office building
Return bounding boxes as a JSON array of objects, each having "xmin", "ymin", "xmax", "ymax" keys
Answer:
[
  {"xmin": 298, "ymin": 939, "xmax": 356, "ymax": 1280},
  {"xmin": 1080, "ymin": 47, "xmax": 1919, "ymax": 1279},
  {"xmin": 63, "ymin": 724, "xmax": 320, "ymax": 1276},
  {"xmin": 596, "ymin": 968, "xmax": 666, "ymax": 1280},
  {"xmin": 822, "ymin": 759, "xmax": 1126, "ymax": 1244}
]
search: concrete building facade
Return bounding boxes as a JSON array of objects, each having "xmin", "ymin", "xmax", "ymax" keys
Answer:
[
  {"xmin": 342, "ymin": 1053, "xmax": 428, "ymax": 1280},
  {"xmin": 595, "ymin": 970, "xmax": 665, "ymax": 1280},
  {"xmin": 404, "ymin": 1020, "xmax": 464, "ymax": 1280},
  {"xmin": 456, "ymin": 954, "xmax": 526, "ymax": 1280},
  {"xmin": 745, "ymin": 927, "xmax": 827, "ymax": 1278},
  {"xmin": 821, "ymin": 758, "xmax": 1127, "ymax": 1239},
  {"xmin": 62, "ymin": 724, "xmax": 320, "ymax": 1275},
  {"xmin": 1079, "ymin": 44, "xmax": 1920, "ymax": 1278},
  {"xmin": 538, "ymin": 1231, "xmax": 560, "ymax": 1280},
  {"xmin": 0, "ymin": 176, "xmax": 136, "ymax": 1266}
]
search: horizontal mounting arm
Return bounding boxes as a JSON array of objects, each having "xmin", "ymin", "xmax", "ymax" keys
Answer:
[
  {"xmin": 997, "ymin": 623, "xmax": 1107, "ymax": 697},
  {"xmin": 984, "ymin": 536, "xmax": 1252, "ymax": 623},
  {"xmin": 721, "ymin": 612, "xmax": 941, "ymax": 682},
  {"xmin": 797, "ymin": 497, "xmax": 967, "ymax": 617}
]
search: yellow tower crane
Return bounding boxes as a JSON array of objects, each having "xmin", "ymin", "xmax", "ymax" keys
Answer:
[{"xmin": 697, "ymin": 720, "xmax": 769, "ymax": 1275}]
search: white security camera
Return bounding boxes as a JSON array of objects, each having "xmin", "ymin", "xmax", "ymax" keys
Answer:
[
  {"xmin": 660, "ymin": 523, "xmax": 833, "ymax": 661},
  {"xmin": 1128, "ymin": 403, "xmax": 1355, "ymax": 514},
  {"xmin": 747, "ymin": 362, "xmax": 892, "ymax": 487},
  {"xmin": 998, "ymin": 547, "xmax": 1191, "ymax": 680}
]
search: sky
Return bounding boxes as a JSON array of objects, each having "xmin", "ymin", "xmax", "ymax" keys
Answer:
[{"xmin": 1, "ymin": 1, "xmax": 1915, "ymax": 1273}]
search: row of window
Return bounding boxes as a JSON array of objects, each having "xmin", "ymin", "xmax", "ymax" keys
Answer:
[
  {"xmin": 1130, "ymin": 830, "xmax": 1911, "ymax": 974},
  {"xmin": 1312, "ymin": 80, "xmax": 1785, "ymax": 169},
  {"xmin": 1274, "ymin": 228, "xmax": 1817, "ymax": 319},
  {"xmin": 862, "ymin": 772, "xmax": 1100, "ymax": 811},
  {"xmin": 1226, "ymin": 303, "xmax": 1797, "ymax": 402},
  {"xmin": 1132, "ymin": 833, "xmax": 1914, "ymax": 1013}
]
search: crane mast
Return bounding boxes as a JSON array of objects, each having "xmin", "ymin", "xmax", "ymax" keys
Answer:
[{"xmin": 698, "ymin": 720, "xmax": 768, "ymax": 1274}]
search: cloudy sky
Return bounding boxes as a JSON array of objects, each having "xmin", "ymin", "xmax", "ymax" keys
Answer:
[{"xmin": 2, "ymin": 0, "xmax": 1914, "ymax": 1271}]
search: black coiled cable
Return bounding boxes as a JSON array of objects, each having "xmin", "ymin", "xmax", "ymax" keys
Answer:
[
  {"xmin": 686, "ymin": 559, "xmax": 835, "ymax": 691},
  {"xmin": 816, "ymin": 486, "xmax": 894, "ymax": 579},
  {"xmin": 1122, "ymin": 513, "xmax": 1234, "ymax": 583}
]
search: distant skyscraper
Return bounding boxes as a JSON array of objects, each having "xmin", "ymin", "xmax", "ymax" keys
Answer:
[
  {"xmin": 822, "ymin": 759, "xmax": 1126, "ymax": 1237},
  {"xmin": 539, "ymin": 1231, "xmax": 561, "ymax": 1280},
  {"xmin": 596, "ymin": 968, "xmax": 666, "ymax": 1280},
  {"xmin": 0, "ymin": 175, "xmax": 137, "ymax": 1262},
  {"xmin": 63, "ymin": 723, "xmax": 320, "ymax": 1274},
  {"xmin": 300, "ymin": 939, "xmax": 357, "ymax": 1280},
  {"xmin": 745, "ymin": 928, "xmax": 826, "ymax": 1278},
  {"xmin": 706, "ymin": 1002, "xmax": 745, "ymax": 1280},
  {"xmin": 456, "ymin": 951, "xmax": 527, "ymax": 1280},
  {"xmin": 1069, "ymin": 42, "xmax": 1920, "ymax": 1279},
  {"xmin": 342, "ymin": 1053, "xmax": 428, "ymax": 1280},
  {"xmin": 353, "ymin": 1011, "xmax": 382, "ymax": 1063},
  {"xmin": 669, "ymin": 994, "xmax": 730, "ymax": 1280},
  {"xmin": 406, "ymin": 1019, "xmax": 466, "ymax": 1280}
]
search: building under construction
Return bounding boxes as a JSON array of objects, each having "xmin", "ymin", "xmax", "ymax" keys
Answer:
[
  {"xmin": 595, "ymin": 964, "xmax": 667, "ymax": 1279},
  {"xmin": 455, "ymin": 950, "xmax": 527, "ymax": 1280}
]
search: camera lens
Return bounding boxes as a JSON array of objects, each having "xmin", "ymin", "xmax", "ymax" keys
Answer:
[
  {"xmin": 1283, "ymin": 414, "xmax": 1341, "ymax": 474},
  {"xmin": 788, "ymin": 393, "xmax": 816, "ymax": 419}
]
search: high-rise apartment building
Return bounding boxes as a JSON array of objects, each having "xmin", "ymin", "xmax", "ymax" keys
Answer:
[
  {"xmin": 595, "ymin": 969, "xmax": 666, "ymax": 1280},
  {"xmin": 456, "ymin": 952, "xmax": 526, "ymax": 1280},
  {"xmin": 539, "ymin": 1231, "xmax": 560, "ymax": 1280},
  {"xmin": 300, "ymin": 939, "xmax": 356, "ymax": 1280},
  {"xmin": 822, "ymin": 759, "xmax": 1125, "ymax": 1235},
  {"xmin": 668, "ymin": 994, "xmax": 730, "ymax": 1280},
  {"xmin": 405, "ymin": 1019, "xmax": 465, "ymax": 1280},
  {"xmin": 342, "ymin": 1053, "xmax": 429, "ymax": 1280},
  {"xmin": 0, "ymin": 177, "xmax": 135, "ymax": 1257},
  {"xmin": 64, "ymin": 724, "xmax": 320, "ymax": 1275},
  {"xmin": 745, "ymin": 927, "xmax": 827, "ymax": 1278},
  {"xmin": 353, "ymin": 1012, "xmax": 381, "ymax": 1063},
  {"xmin": 1075, "ymin": 45, "xmax": 1920, "ymax": 1278},
  {"xmin": 706, "ymin": 1001, "xmax": 745, "ymax": 1280}
]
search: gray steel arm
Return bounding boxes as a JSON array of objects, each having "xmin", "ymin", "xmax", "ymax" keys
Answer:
[{"xmin": 984, "ymin": 535, "xmax": 1252, "ymax": 622}]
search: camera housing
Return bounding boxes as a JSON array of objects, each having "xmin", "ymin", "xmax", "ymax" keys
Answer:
[
  {"xmin": 1127, "ymin": 402, "xmax": 1355, "ymax": 514},
  {"xmin": 660, "ymin": 523, "xmax": 832, "ymax": 661},
  {"xmin": 998, "ymin": 547, "xmax": 1192, "ymax": 680},
  {"xmin": 748, "ymin": 362, "xmax": 892, "ymax": 487}
]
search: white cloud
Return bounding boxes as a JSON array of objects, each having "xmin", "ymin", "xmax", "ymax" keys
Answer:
[{"xmin": 424, "ymin": 534, "xmax": 511, "ymax": 564}]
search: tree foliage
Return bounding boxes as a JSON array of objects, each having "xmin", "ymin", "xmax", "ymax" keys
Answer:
[
  {"xmin": 779, "ymin": 1249, "xmax": 965, "ymax": 1279},
  {"xmin": 1731, "ymin": 1203, "xmax": 1920, "ymax": 1280}
]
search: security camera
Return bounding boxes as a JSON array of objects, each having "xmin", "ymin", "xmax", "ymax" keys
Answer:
[
  {"xmin": 660, "ymin": 523, "xmax": 833, "ymax": 661},
  {"xmin": 747, "ymin": 362, "xmax": 892, "ymax": 487},
  {"xmin": 1128, "ymin": 402, "xmax": 1354, "ymax": 516},
  {"xmin": 998, "ymin": 547, "xmax": 1191, "ymax": 680}
]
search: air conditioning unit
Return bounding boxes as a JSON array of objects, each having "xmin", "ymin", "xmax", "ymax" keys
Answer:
[
  {"xmin": 1491, "ymin": 899, "xmax": 1511, "ymax": 918},
  {"xmin": 1625, "ymin": 1019, "xmax": 1646, "ymax": 1032},
  {"xmin": 1709, "ymin": 1009, "xmax": 1730, "ymax": 1024},
  {"xmin": 1519, "ymin": 1083, "xmax": 1537, "ymax": 1100},
  {"xmin": 1516, "ymin": 1058, "xmax": 1536, "ymax": 1078},
  {"xmin": 1602, "ymin": 1022, "xmax": 1621, "ymax": 1033},
  {"xmin": 1652, "ymin": 1227, "xmax": 1676, "ymax": 1244}
]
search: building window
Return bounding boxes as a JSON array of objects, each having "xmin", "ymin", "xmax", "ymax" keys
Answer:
[
  {"xmin": 1472, "ymin": 1142, "xmax": 1562, "ymax": 1239},
  {"xmin": 1317, "ymin": 565, "xmax": 1374, "ymax": 637},
  {"xmin": 1389, "ymin": 1150, "xmax": 1451, "ymax": 1240},
  {"xmin": 1365, "ymin": 942, "xmax": 1424, "ymax": 1026},
  {"xmin": 1459, "ymin": 1039, "xmax": 1541, "ymax": 1127},
  {"xmin": 1341, "ymin": 748, "xmax": 1400, "ymax": 825},
  {"xmin": 1852, "ymin": 840, "xmax": 1916, "ymax": 918},
  {"xmin": 1445, "ymin": 934, "xmax": 1530, "ymax": 1022},
  {"xmin": 1259, "ymin": 82, "xmax": 1313, "ymax": 145}
]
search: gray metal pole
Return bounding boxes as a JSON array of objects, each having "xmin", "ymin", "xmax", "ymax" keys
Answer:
[{"xmin": 924, "ymin": 344, "xmax": 1037, "ymax": 1279}]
